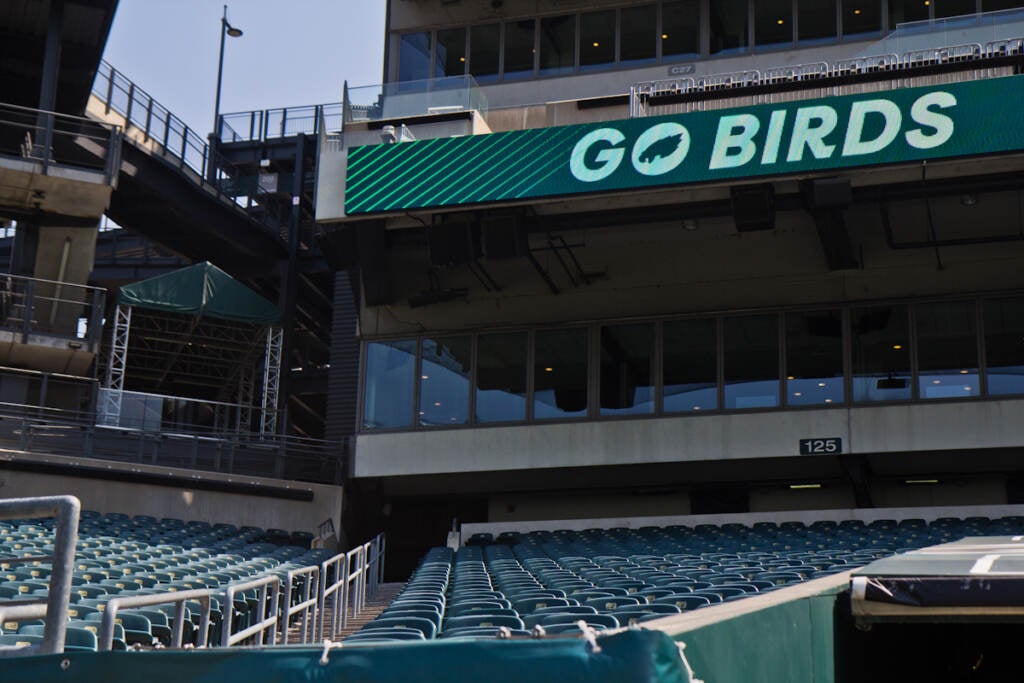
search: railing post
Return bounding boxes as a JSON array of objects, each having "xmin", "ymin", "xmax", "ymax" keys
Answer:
[
  {"xmin": 104, "ymin": 63, "xmax": 115, "ymax": 114},
  {"xmin": 22, "ymin": 278, "xmax": 34, "ymax": 342},
  {"xmin": 124, "ymin": 83, "xmax": 135, "ymax": 128}
]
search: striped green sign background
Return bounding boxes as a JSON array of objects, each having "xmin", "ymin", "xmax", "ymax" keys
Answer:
[{"xmin": 344, "ymin": 75, "xmax": 1024, "ymax": 215}]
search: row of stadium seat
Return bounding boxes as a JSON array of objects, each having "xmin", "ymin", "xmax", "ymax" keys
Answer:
[
  {"xmin": 0, "ymin": 511, "xmax": 328, "ymax": 651},
  {"xmin": 344, "ymin": 515, "xmax": 1023, "ymax": 643}
]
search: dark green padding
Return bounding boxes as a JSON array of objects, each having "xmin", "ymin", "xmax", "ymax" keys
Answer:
[{"xmin": 0, "ymin": 629, "xmax": 690, "ymax": 683}]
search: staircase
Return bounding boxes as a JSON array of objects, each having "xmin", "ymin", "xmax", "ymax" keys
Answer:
[{"xmin": 286, "ymin": 582, "xmax": 405, "ymax": 643}]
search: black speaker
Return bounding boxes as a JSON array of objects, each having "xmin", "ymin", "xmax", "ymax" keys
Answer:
[
  {"xmin": 317, "ymin": 226, "xmax": 358, "ymax": 270},
  {"xmin": 481, "ymin": 215, "xmax": 529, "ymax": 260},
  {"xmin": 803, "ymin": 177, "xmax": 852, "ymax": 209},
  {"xmin": 730, "ymin": 184, "xmax": 775, "ymax": 232},
  {"xmin": 428, "ymin": 221, "xmax": 479, "ymax": 267}
]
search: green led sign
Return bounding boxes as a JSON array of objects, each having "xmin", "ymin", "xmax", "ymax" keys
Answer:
[{"xmin": 344, "ymin": 75, "xmax": 1024, "ymax": 215}]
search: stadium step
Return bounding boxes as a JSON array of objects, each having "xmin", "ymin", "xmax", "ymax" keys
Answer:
[{"xmin": 306, "ymin": 582, "xmax": 406, "ymax": 642}]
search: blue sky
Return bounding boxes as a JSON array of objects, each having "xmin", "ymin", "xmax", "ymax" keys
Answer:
[{"xmin": 102, "ymin": 1, "xmax": 387, "ymax": 137}]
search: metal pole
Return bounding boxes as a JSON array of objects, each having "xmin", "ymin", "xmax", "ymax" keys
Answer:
[{"xmin": 213, "ymin": 5, "xmax": 228, "ymax": 138}]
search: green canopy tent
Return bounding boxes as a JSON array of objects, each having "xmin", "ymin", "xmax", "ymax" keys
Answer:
[{"xmin": 98, "ymin": 262, "xmax": 283, "ymax": 436}]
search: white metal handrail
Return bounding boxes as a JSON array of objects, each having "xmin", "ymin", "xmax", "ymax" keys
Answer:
[
  {"xmin": 315, "ymin": 532, "xmax": 385, "ymax": 639},
  {"xmin": 220, "ymin": 575, "xmax": 281, "ymax": 647},
  {"xmin": 99, "ymin": 588, "xmax": 214, "ymax": 651},
  {"xmin": 278, "ymin": 565, "xmax": 319, "ymax": 644}
]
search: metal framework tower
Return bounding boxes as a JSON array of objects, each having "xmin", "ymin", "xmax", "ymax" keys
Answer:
[
  {"xmin": 261, "ymin": 326, "xmax": 283, "ymax": 436},
  {"xmin": 100, "ymin": 304, "xmax": 131, "ymax": 425}
]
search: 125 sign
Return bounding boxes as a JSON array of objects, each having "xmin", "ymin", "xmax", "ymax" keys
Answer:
[{"xmin": 799, "ymin": 438, "xmax": 843, "ymax": 455}]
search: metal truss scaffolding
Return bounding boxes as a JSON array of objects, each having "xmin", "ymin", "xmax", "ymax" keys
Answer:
[
  {"xmin": 100, "ymin": 304, "xmax": 131, "ymax": 425},
  {"xmin": 261, "ymin": 326, "xmax": 283, "ymax": 436}
]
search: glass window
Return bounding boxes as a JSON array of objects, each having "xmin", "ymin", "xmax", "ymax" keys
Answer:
[
  {"xmin": 889, "ymin": 0, "xmax": 931, "ymax": 25},
  {"xmin": 362, "ymin": 339, "xmax": 416, "ymax": 429},
  {"xmin": 842, "ymin": 0, "xmax": 882, "ymax": 35},
  {"xmin": 984, "ymin": 0, "xmax": 1024, "ymax": 10},
  {"xmin": 984, "ymin": 297, "xmax": 1024, "ymax": 396},
  {"xmin": 915, "ymin": 301, "xmax": 980, "ymax": 399},
  {"xmin": 663, "ymin": 319, "xmax": 718, "ymax": 413},
  {"xmin": 539, "ymin": 14, "xmax": 575, "ymax": 76},
  {"xmin": 710, "ymin": 0, "xmax": 750, "ymax": 54},
  {"xmin": 851, "ymin": 305, "xmax": 911, "ymax": 402},
  {"xmin": 799, "ymin": 1, "xmax": 837, "ymax": 41},
  {"xmin": 534, "ymin": 328, "xmax": 588, "ymax": 419},
  {"xmin": 935, "ymin": 0, "xmax": 978, "ymax": 17},
  {"xmin": 600, "ymin": 323, "xmax": 655, "ymax": 416},
  {"xmin": 662, "ymin": 0, "xmax": 701, "ymax": 60},
  {"xmin": 470, "ymin": 24, "xmax": 500, "ymax": 82},
  {"xmin": 621, "ymin": 4, "xmax": 657, "ymax": 64},
  {"xmin": 786, "ymin": 310, "xmax": 844, "ymax": 406},
  {"xmin": 435, "ymin": 28, "xmax": 467, "ymax": 78},
  {"xmin": 476, "ymin": 332, "xmax": 528, "ymax": 423},
  {"xmin": 724, "ymin": 315, "xmax": 779, "ymax": 409},
  {"xmin": 755, "ymin": 0, "xmax": 793, "ymax": 47},
  {"xmin": 581, "ymin": 10, "xmax": 616, "ymax": 71},
  {"xmin": 419, "ymin": 337, "xmax": 471, "ymax": 426},
  {"xmin": 504, "ymin": 19, "xmax": 536, "ymax": 79},
  {"xmin": 398, "ymin": 32, "xmax": 432, "ymax": 83}
]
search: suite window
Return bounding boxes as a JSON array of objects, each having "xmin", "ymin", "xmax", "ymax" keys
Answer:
[
  {"xmin": 915, "ymin": 301, "xmax": 980, "ymax": 399},
  {"xmin": 889, "ymin": 0, "xmax": 931, "ymax": 25},
  {"xmin": 842, "ymin": 0, "xmax": 882, "ymax": 35},
  {"xmin": 362, "ymin": 339, "xmax": 416, "ymax": 429},
  {"xmin": 504, "ymin": 19, "xmax": 537, "ymax": 79},
  {"xmin": 476, "ymin": 331, "xmax": 528, "ymax": 423},
  {"xmin": 600, "ymin": 323, "xmax": 655, "ymax": 416},
  {"xmin": 710, "ymin": 0, "xmax": 750, "ymax": 54},
  {"xmin": 419, "ymin": 336, "xmax": 471, "ymax": 426},
  {"xmin": 786, "ymin": 310, "xmax": 844, "ymax": 406},
  {"xmin": 755, "ymin": 0, "xmax": 794, "ymax": 47},
  {"xmin": 581, "ymin": 10, "xmax": 617, "ymax": 71},
  {"xmin": 539, "ymin": 15, "xmax": 576, "ymax": 76},
  {"xmin": 662, "ymin": 1, "xmax": 701, "ymax": 61},
  {"xmin": 534, "ymin": 328, "xmax": 588, "ymax": 420},
  {"xmin": 983, "ymin": 0, "xmax": 1024, "ymax": 10},
  {"xmin": 984, "ymin": 297, "xmax": 1024, "ymax": 396},
  {"xmin": 851, "ymin": 305, "xmax": 911, "ymax": 402},
  {"xmin": 398, "ymin": 32, "xmax": 432, "ymax": 83},
  {"xmin": 621, "ymin": 4, "xmax": 657, "ymax": 64},
  {"xmin": 469, "ymin": 24, "xmax": 500, "ymax": 82},
  {"xmin": 435, "ymin": 28, "xmax": 467, "ymax": 78},
  {"xmin": 724, "ymin": 315, "xmax": 779, "ymax": 409},
  {"xmin": 663, "ymin": 318, "xmax": 718, "ymax": 413},
  {"xmin": 935, "ymin": 0, "xmax": 978, "ymax": 17},
  {"xmin": 799, "ymin": 0, "xmax": 838, "ymax": 41}
]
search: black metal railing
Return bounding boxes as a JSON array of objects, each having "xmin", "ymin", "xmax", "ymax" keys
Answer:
[
  {"xmin": 0, "ymin": 101, "xmax": 120, "ymax": 183},
  {"xmin": 0, "ymin": 273, "xmax": 105, "ymax": 351},
  {"xmin": 219, "ymin": 103, "xmax": 344, "ymax": 143}
]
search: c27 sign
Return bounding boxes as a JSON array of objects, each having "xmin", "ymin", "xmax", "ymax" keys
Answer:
[{"xmin": 344, "ymin": 75, "xmax": 1024, "ymax": 215}]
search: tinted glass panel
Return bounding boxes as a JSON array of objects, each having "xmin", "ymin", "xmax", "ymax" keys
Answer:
[
  {"xmin": 724, "ymin": 315, "xmax": 779, "ymax": 409},
  {"xmin": 539, "ymin": 15, "xmax": 576, "ymax": 76},
  {"xmin": 889, "ymin": 0, "xmax": 931, "ymax": 25},
  {"xmin": 535, "ymin": 328, "xmax": 588, "ymax": 419},
  {"xmin": 710, "ymin": 0, "xmax": 750, "ymax": 54},
  {"xmin": 470, "ymin": 24, "xmax": 500, "ymax": 82},
  {"xmin": 916, "ymin": 301, "xmax": 979, "ymax": 399},
  {"xmin": 600, "ymin": 323, "xmax": 655, "ymax": 415},
  {"xmin": 799, "ymin": 0, "xmax": 837, "ymax": 41},
  {"xmin": 984, "ymin": 0, "xmax": 1024, "ymax": 9},
  {"xmin": 842, "ymin": 0, "xmax": 882, "ymax": 34},
  {"xmin": 436, "ymin": 28, "xmax": 467, "ymax": 77},
  {"xmin": 935, "ymin": 0, "xmax": 978, "ymax": 17},
  {"xmin": 581, "ymin": 10, "xmax": 616, "ymax": 70},
  {"xmin": 755, "ymin": 0, "xmax": 794, "ymax": 47},
  {"xmin": 399, "ymin": 32, "xmax": 432, "ymax": 83},
  {"xmin": 621, "ymin": 4, "xmax": 657, "ymax": 64},
  {"xmin": 786, "ymin": 310, "xmax": 844, "ymax": 406},
  {"xmin": 504, "ymin": 20, "xmax": 536, "ymax": 78},
  {"xmin": 664, "ymin": 319, "xmax": 718, "ymax": 413},
  {"xmin": 662, "ymin": 1, "xmax": 701, "ymax": 60},
  {"xmin": 851, "ymin": 305, "xmax": 911, "ymax": 402},
  {"xmin": 984, "ymin": 297, "xmax": 1024, "ymax": 396},
  {"xmin": 363, "ymin": 339, "xmax": 416, "ymax": 429},
  {"xmin": 476, "ymin": 332, "xmax": 528, "ymax": 423},
  {"xmin": 419, "ymin": 337, "xmax": 471, "ymax": 426}
]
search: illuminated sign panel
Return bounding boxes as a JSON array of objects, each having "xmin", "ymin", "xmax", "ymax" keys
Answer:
[{"xmin": 344, "ymin": 75, "xmax": 1024, "ymax": 215}]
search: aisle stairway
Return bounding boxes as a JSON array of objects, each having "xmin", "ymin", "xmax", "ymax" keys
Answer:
[{"xmin": 297, "ymin": 582, "xmax": 406, "ymax": 642}]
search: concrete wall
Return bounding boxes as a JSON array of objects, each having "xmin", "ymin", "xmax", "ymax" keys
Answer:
[
  {"xmin": 0, "ymin": 451, "xmax": 344, "ymax": 535},
  {"xmin": 354, "ymin": 398, "xmax": 1024, "ymax": 477}
]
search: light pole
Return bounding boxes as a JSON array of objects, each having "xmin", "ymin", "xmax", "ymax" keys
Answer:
[{"xmin": 213, "ymin": 4, "xmax": 243, "ymax": 141}]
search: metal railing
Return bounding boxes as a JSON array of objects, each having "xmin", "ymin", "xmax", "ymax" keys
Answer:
[
  {"xmin": 0, "ymin": 495, "xmax": 80, "ymax": 657},
  {"xmin": 0, "ymin": 101, "xmax": 121, "ymax": 184},
  {"xmin": 279, "ymin": 565, "xmax": 320, "ymax": 644},
  {"xmin": 99, "ymin": 588, "xmax": 214, "ymax": 650},
  {"xmin": 219, "ymin": 103, "xmax": 344, "ymax": 144},
  {"xmin": 0, "ymin": 272, "xmax": 105, "ymax": 350},
  {"xmin": 220, "ymin": 575, "xmax": 281, "ymax": 647},
  {"xmin": 317, "ymin": 533, "xmax": 385, "ymax": 637}
]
